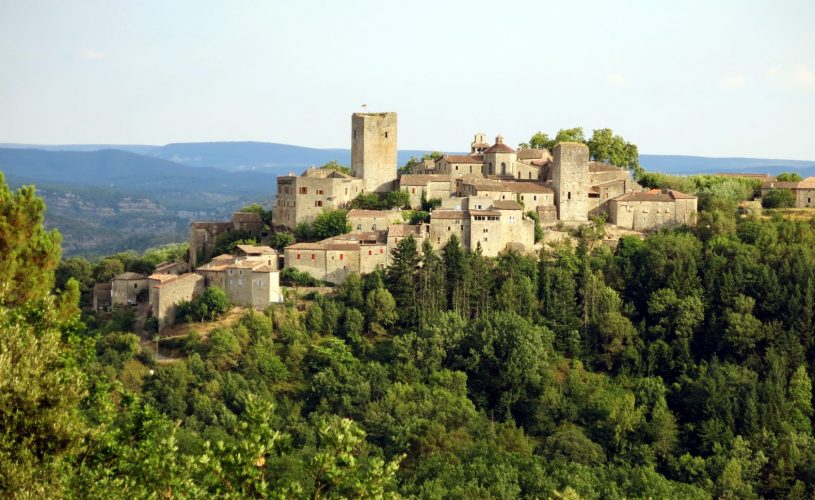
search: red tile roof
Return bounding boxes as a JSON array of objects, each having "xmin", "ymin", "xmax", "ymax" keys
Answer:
[
  {"xmin": 399, "ymin": 174, "xmax": 451, "ymax": 186},
  {"xmin": 444, "ymin": 155, "xmax": 485, "ymax": 164},
  {"xmin": 430, "ymin": 210, "xmax": 467, "ymax": 220},
  {"xmin": 484, "ymin": 143, "xmax": 517, "ymax": 154},
  {"xmin": 492, "ymin": 200, "xmax": 523, "ymax": 210}
]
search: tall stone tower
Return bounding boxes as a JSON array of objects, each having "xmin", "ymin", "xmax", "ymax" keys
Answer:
[
  {"xmin": 351, "ymin": 112, "xmax": 397, "ymax": 193},
  {"xmin": 552, "ymin": 142, "xmax": 589, "ymax": 221}
]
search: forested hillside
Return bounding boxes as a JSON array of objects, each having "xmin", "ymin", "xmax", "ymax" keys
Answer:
[{"xmin": 3, "ymin": 171, "xmax": 815, "ymax": 498}]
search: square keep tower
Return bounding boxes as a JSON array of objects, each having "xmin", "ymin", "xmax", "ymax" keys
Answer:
[{"xmin": 351, "ymin": 112, "xmax": 397, "ymax": 193}]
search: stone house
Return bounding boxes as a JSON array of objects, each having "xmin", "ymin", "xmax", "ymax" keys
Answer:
[
  {"xmin": 234, "ymin": 244, "xmax": 279, "ymax": 269},
  {"xmin": 195, "ymin": 254, "xmax": 283, "ymax": 309},
  {"xmin": 148, "ymin": 273, "xmax": 205, "ymax": 331},
  {"xmin": 272, "ymin": 167, "xmax": 363, "ymax": 230},
  {"xmin": 154, "ymin": 261, "xmax": 190, "ymax": 275},
  {"xmin": 92, "ymin": 282, "xmax": 112, "ymax": 312},
  {"xmin": 456, "ymin": 179, "xmax": 554, "ymax": 213},
  {"xmin": 409, "ymin": 158, "xmax": 437, "ymax": 175},
  {"xmin": 348, "ymin": 209, "xmax": 403, "ymax": 232},
  {"xmin": 760, "ymin": 177, "xmax": 815, "ymax": 208},
  {"xmin": 284, "ymin": 231, "xmax": 388, "ymax": 284},
  {"xmin": 189, "ymin": 211, "xmax": 264, "ymax": 268},
  {"xmin": 434, "ymin": 155, "xmax": 485, "ymax": 178},
  {"xmin": 386, "ymin": 223, "xmax": 426, "ymax": 257},
  {"xmin": 608, "ymin": 189, "xmax": 697, "ymax": 231},
  {"xmin": 111, "ymin": 272, "xmax": 148, "ymax": 306},
  {"xmin": 398, "ymin": 175, "xmax": 453, "ymax": 209}
]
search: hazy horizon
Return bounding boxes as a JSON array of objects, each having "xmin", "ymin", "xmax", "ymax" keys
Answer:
[{"xmin": 1, "ymin": 0, "xmax": 813, "ymax": 159}]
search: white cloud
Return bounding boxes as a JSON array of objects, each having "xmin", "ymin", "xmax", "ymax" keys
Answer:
[
  {"xmin": 768, "ymin": 63, "xmax": 815, "ymax": 89},
  {"xmin": 719, "ymin": 75, "xmax": 746, "ymax": 89},
  {"xmin": 607, "ymin": 73, "xmax": 627, "ymax": 86},
  {"xmin": 79, "ymin": 48, "xmax": 107, "ymax": 60}
]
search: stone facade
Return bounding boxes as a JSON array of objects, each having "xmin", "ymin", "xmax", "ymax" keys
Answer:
[
  {"xmin": 399, "ymin": 175, "xmax": 454, "ymax": 208},
  {"xmin": 272, "ymin": 168, "xmax": 363, "ymax": 229},
  {"xmin": 284, "ymin": 231, "xmax": 388, "ymax": 284},
  {"xmin": 348, "ymin": 209, "xmax": 403, "ymax": 232},
  {"xmin": 149, "ymin": 273, "xmax": 205, "ymax": 331},
  {"xmin": 435, "ymin": 155, "xmax": 485, "ymax": 178},
  {"xmin": 760, "ymin": 177, "xmax": 815, "ymax": 208},
  {"xmin": 189, "ymin": 211, "xmax": 263, "ymax": 268},
  {"xmin": 111, "ymin": 272, "xmax": 148, "ymax": 306},
  {"xmin": 552, "ymin": 142, "xmax": 590, "ymax": 222},
  {"xmin": 195, "ymin": 252, "xmax": 283, "ymax": 309},
  {"xmin": 608, "ymin": 189, "xmax": 697, "ymax": 231},
  {"xmin": 352, "ymin": 112, "xmax": 398, "ymax": 193},
  {"xmin": 483, "ymin": 135, "xmax": 517, "ymax": 177},
  {"xmin": 93, "ymin": 282, "xmax": 112, "ymax": 312},
  {"xmin": 456, "ymin": 179, "xmax": 554, "ymax": 213}
]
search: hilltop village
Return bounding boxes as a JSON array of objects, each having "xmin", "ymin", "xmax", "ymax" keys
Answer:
[
  {"xmin": 269, "ymin": 111, "xmax": 697, "ymax": 283},
  {"xmin": 96, "ymin": 111, "xmax": 708, "ymax": 330}
]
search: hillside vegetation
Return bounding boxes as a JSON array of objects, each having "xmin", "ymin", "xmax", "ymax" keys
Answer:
[{"xmin": 4, "ymin": 170, "xmax": 815, "ymax": 498}]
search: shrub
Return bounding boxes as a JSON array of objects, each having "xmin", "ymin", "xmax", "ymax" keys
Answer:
[{"xmin": 762, "ymin": 189, "xmax": 795, "ymax": 209}]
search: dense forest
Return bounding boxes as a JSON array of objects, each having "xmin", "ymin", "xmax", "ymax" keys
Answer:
[{"xmin": 2, "ymin": 169, "xmax": 815, "ymax": 499}]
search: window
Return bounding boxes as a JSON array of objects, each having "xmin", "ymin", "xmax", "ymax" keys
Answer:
[
  {"xmin": 469, "ymin": 166, "xmax": 473, "ymax": 173},
  {"xmin": 533, "ymin": 195, "xmax": 537, "ymax": 201},
  {"xmin": 455, "ymin": 166, "xmax": 459, "ymax": 171},
  {"xmin": 229, "ymin": 269, "xmax": 233, "ymax": 275},
  {"xmin": 315, "ymin": 200, "xmax": 323, "ymax": 207},
  {"xmin": 311, "ymin": 254, "xmax": 315, "ymax": 260},
  {"xmin": 296, "ymin": 253, "xmax": 301, "ymax": 260},
  {"xmin": 501, "ymin": 162, "xmax": 506, "ymax": 175},
  {"xmin": 256, "ymin": 279, "xmax": 263, "ymax": 287},
  {"xmin": 368, "ymin": 250, "xmax": 372, "ymax": 256},
  {"xmin": 528, "ymin": 172, "xmax": 532, "ymax": 179},
  {"xmin": 483, "ymin": 228, "xmax": 488, "ymax": 233},
  {"xmin": 238, "ymin": 270, "xmax": 242, "ymax": 275},
  {"xmin": 568, "ymin": 191, "xmax": 572, "ymax": 200},
  {"xmin": 384, "ymin": 131, "xmax": 389, "ymax": 138},
  {"xmin": 380, "ymin": 248, "xmax": 384, "ymax": 254},
  {"xmin": 447, "ymin": 226, "xmax": 451, "ymax": 231},
  {"xmin": 412, "ymin": 188, "xmax": 416, "ymax": 194},
  {"xmin": 317, "ymin": 189, "xmax": 324, "ymax": 195},
  {"xmin": 372, "ymin": 224, "xmax": 377, "ymax": 230},
  {"xmin": 299, "ymin": 187, "xmax": 308, "ymax": 194},
  {"xmin": 345, "ymin": 188, "xmax": 348, "ymax": 195},
  {"xmin": 134, "ymin": 283, "xmax": 138, "ymax": 289}
]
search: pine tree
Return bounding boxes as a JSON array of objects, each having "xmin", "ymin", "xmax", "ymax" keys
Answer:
[{"xmin": 385, "ymin": 236, "xmax": 420, "ymax": 326}]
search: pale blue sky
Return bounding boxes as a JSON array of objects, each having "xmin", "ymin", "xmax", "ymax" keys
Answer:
[{"xmin": 1, "ymin": 0, "xmax": 813, "ymax": 158}]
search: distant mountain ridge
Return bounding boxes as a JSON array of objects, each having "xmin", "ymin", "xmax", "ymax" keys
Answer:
[{"xmin": 3, "ymin": 141, "xmax": 814, "ymax": 177}]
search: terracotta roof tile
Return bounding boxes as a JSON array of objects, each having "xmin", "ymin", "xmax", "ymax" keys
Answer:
[
  {"xmin": 444, "ymin": 155, "xmax": 485, "ymax": 164},
  {"xmin": 399, "ymin": 174, "xmax": 451, "ymax": 186},
  {"xmin": 430, "ymin": 210, "xmax": 467, "ymax": 220},
  {"xmin": 112, "ymin": 272, "xmax": 146, "ymax": 281},
  {"xmin": 492, "ymin": 200, "xmax": 523, "ymax": 210},
  {"xmin": 387, "ymin": 224, "xmax": 423, "ymax": 238},
  {"xmin": 347, "ymin": 209, "xmax": 394, "ymax": 218},
  {"xmin": 148, "ymin": 274, "xmax": 177, "ymax": 283},
  {"xmin": 235, "ymin": 244, "xmax": 276, "ymax": 255},
  {"xmin": 484, "ymin": 143, "xmax": 517, "ymax": 154},
  {"xmin": 153, "ymin": 273, "xmax": 203, "ymax": 289}
]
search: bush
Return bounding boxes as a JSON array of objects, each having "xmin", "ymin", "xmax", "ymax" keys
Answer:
[
  {"xmin": 281, "ymin": 267, "xmax": 320, "ymax": 287},
  {"xmin": 762, "ymin": 189, "xmax": 795, "ymax": 209}
]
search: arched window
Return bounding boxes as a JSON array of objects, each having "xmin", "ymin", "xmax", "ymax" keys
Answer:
[{"xmin": 501, "ymin": 162, "xmax": 506, "ymax": 175}]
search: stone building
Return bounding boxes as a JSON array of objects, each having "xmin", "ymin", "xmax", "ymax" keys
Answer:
[
  {"xmin": 456, "ymin": 179, "xmax": 554, "ymax": 213},
  {"xmin": 148, "ymin": 273, "xmax": 205, "ymax": 331},
  {"xmin": 111, "ymin": 272, "xmax": 148, "ymax": 306},
  {"xmin": 398, "ymin": 175, "xmax": 454, "ymax": 208},
  {"xmin": 352, "ymin": 112, "xmax": 398, "ymax": 193},
  {"xmin": 427, "ymin": 197, "xmax": 535, "ymax": 257},
  {"xmin": 271, "ymin": 167, "xmax": 363, "ymax": 230},
  {"xmin": 154, "ymin": 261, "xmax": 190, "ymax": 276},
  {"xmin": 483, "ymin": 135, "xmax": 517, "ymax": 177},
  {"xmin": 284, "ymin": 231, "xmax": 388, "ymax": 284},
  {"xmin": 93, "ymin": 282, "xmax": 112, "ymax": 312},
  {"xmin": 348, "ymin": 209, "xmax": 403, "ymax": 232},
  {"xmin": 552, "ymin": 142, "xmax": 590, "ymax": 222},
  {"xmin": 608, "ymin": 189, "xmax": 697, "ymax": 231},
  {"xmin": 435, "ymin": 155, "xmax": 485, "ymax": 178},
  {"xmin": 387, "ymin": 223, "xmax": 426, "ymax": 257},
  {"xmin": 189, "ymin": 211, "xmax": 264, "ymax": 268},
  {"xmin": 760, "ymin": 177, "xmax": 815, "ymax": 208},
  {"xmin": 195, "ymin": 248, "xmax": 283, "ymax": 309}
]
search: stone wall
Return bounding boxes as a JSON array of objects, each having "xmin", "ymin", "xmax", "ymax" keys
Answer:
[
  {"xmin": 151, "ymin": 273, "xmax": 205, "ymax": 331},
  {"xmin": 609, "ymin": 197, "xmax": 697, "ymax": 231},
  {"xmin": 552, "ymin": 143, "xmax": 589, "ymax": 221},
  {"xmin": 351, "ymin": 112, "xmax": 398, "ymax": 193},
  {"xmin": 112, "ymin": 277, "xmax": 148, "ymax": 305}
]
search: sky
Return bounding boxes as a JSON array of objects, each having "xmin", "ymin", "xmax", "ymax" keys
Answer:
[{"xmin": 0, "ymin": 0, "xmax": 813, "ymax": 159}]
